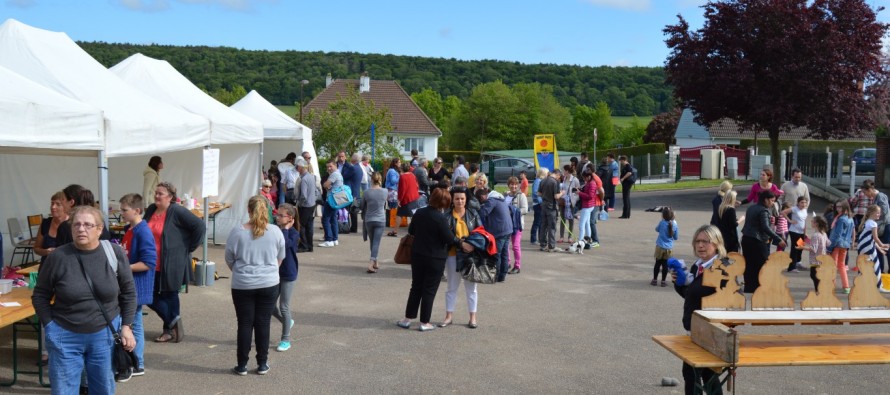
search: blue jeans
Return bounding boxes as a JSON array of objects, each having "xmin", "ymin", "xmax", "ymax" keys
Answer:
[
  {"xmin": 321, "ymin": 204, "xmax": 339, "ymax": 242},
  {"xmin": 588, "ymin": 206, "xmax": 600, "ymax": 243},
  {"xmin": 133, "ymin": 305, "xmax": 145, "ymax": 369},
  {"xmin": 530, "ymin": 204, "xmax": 541, "ymax": 243},
  {"xmin": 880, "ymin": 224, "xmax": 890, "ymax": 273},
  {"xmin": 578, "ymin": 206, "xmax": 594, "ymax": 241},
  {"xmin": 45, "ymin": 316, "xmax": 119, "ymax": 395},
  {"xmin": 494, "ymin": 236, "xmax": 511, "ymax": 282},
  {"xmin": 150, "ymin": 275, "xmax": 180, "ymax": 334}
]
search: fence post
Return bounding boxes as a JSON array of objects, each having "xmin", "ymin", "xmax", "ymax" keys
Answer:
[
  {"xmin": 669, "ymin": 145, "xmax": 680, "ymax": 183},
  {"xmin": 850, "ymin": 160, "xmax": 857, "ymax": 196},
  {"xmin": 836, "ymin": 149, "xmax": 845, "ymax": 184},
  {"xmin": 793, "ymin": 140, "xmax": 799, "ymax": 170},
  {"xmin": 825, "ymin": 147, "xmax": 832, "ymax": 188},
  {"xmin": 780, "ymin": 150, "xmax": 787, "ymax": 181},
  {"xmin": 646, "ymin": 153, "xmax": 651, "ymax": 181}
]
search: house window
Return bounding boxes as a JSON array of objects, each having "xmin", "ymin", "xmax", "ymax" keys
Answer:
[{"xmin": 403, "ymin": 138, "xmax": 424, "ymax": 154}]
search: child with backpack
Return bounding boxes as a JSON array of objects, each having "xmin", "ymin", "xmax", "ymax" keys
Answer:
[
  {"xmin": 652, "ymin": 207, "xmax": 679, "ymax": 287},
  {"xmin": 505, "ymin": 177, "xmax": 528, "ymax": 274}
]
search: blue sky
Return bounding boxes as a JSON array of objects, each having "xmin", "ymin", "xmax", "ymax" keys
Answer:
[{"xmin": 2, "ymin": 0, "xmax": 888, "ymax": 67}]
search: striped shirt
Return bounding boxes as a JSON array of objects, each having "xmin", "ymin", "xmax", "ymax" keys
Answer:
[
  {"xmin": 849, "ymin": 190, "xmax": 875, "ymax": 216},
  {"xmin": 856, "ymin": 219, "xmax": 881, "ymax": 289}
]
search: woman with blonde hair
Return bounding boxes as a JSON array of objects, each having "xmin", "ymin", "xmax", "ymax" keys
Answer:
[
  {"xmin": 717, "ymin": 190, "xmax": 745, "ymax": 253},
  {"xmin": 710, "ymin": 180, "xmax": 733, "ymax": 226},
  {"xmin": 225, "ymin": 196, "xmax": 285, "ymax": 375}
]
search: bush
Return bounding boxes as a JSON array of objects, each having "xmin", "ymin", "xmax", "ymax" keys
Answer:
[{"xmin": 438, "ymin": 150, "xmax": 482, "ymax": 168}]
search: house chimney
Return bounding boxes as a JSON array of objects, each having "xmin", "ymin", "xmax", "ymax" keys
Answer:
[
  {"xmin": 359, "ymin": 72, "xmax": 370, "ymax": 93},
  {"xmin": 325, "ymin": 73, "xmax": 332, "ymax": 88}
]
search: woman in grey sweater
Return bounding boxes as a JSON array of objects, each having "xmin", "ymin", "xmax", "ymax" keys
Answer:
[
  {"xmin": 361, "ymin": 172, "xmax": 388, "ymax": 273},
  {"xmin": 225, "ymin": 196, "xmax": 285, "ymax": 376}
]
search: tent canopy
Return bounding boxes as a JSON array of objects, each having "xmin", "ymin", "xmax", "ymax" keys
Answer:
[
  {"xmin": 0, "ymin": 19, "xmax": 210, "ymax": 157},
  {"xmin": 0, "ymin": 64, "xmax": 103, "ymax": 153},
  {"xmin": 231, "ymin": 90, "xmax": 320, "ymax": 174},
  {"xmin": 111, "ymin": 53, "xmax": 263, "ymax": 145}
]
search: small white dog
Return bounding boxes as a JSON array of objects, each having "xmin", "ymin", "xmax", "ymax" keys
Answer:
[{"xmin": 567, "ymin": 239, "xmax": 586, "ymax": 254}]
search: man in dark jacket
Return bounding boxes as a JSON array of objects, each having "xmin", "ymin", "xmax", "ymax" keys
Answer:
[
  {"xmin": 478, "ymin": 189, "xmax": 514, "ymax": 282},
  {"xmin": 342, "ymin": 153, "xmax": 364, "ymax": 233}
]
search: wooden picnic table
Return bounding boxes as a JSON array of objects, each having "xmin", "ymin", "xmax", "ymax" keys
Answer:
[
  {"xmin": 15, "ymin": 265, "xmax": 39, "ymax": 276},
  {"xmin": 0, "ymin": 287, "xmax": 35, "ymax": 329},
  {"xmin": 0, "ymin": 286, "xmax": 46, "ymax": 387},
  {"xmin": 107, "ymin": 202, "xmax": 230, "ymax": 244}
]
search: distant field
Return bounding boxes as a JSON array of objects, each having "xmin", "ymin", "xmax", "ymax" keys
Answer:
[
  {"xmin": 276, "ymin": 105, "xmax": 299, "ymax": 118},
  {"xmin": 612, "ymin": 115, "xmax": 653, "ymax": 128}
]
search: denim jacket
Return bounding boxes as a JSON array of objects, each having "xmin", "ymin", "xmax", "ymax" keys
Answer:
[{"xmin": 829, "ymin": 214, "xmax": 854, "ymax": 249}]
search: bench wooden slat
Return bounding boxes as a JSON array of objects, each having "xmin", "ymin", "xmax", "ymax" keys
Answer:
[
  {"xmin": 695, "ymin": 310, "xmax": 890, "ymax": 326},
  {"xmin": 653, "ymin": 335, "xmax": 731, "ymax": 369}
]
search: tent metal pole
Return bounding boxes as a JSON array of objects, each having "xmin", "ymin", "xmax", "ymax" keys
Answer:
[
  {"xmin": 98, "ymin": 149, "xmax": 109, "ymax": 227},
  {"xmin": 202, "ymin": 145, "xmax": 210, "ymax": 270}
]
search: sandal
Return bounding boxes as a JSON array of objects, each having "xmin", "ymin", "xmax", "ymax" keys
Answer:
[
  {"xmin": 366, "ymin": 268, "xmax": 378, "ymax": 274},
  {"xmin": 387, "ymin": 231, "xmax": 398, "ymax": 237},
  {"xmin": 154, "ymin": 333, "xmax": 174, "ymax": 343}
]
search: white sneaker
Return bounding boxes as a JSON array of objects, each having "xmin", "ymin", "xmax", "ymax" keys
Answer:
[
  {"xmin": 318, "ymin": 241, "xmax": 334, "ymax": 248},
  {"xmin": 334, "ymin": 240, "xmax": 339, "ymax": 246}
]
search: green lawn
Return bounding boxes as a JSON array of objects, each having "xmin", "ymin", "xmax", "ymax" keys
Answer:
[
  {"xmin": 276, "ymin": 105, "xmax": 299, "ymax": 118},
  {"xmin": 612, "ymin": 115, "xmax": 653, "ymax": 128},
  {"xmin": 618, "ymin": 179, "xmax": 753, "ymax": 193}
]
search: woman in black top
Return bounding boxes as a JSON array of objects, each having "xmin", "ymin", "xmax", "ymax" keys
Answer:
[
  {"xmin": 33, "ymin": 191, "xmax": 69, "ymax": 263},
  {"xmin": 716, "ymin": 190, "xmax": 744, "ymax": 253},
  {"xmin": 672, "ymin": 225, "xmax": 726, "ymax": 395},
  {"xmin": 741, "ymin": 190, "xmax": 785, "ymax": 293},
  {"xmin": 429, "ymin": 157, "xmax": 451, "ymax": 183},
  {"xmin": 397, "ymin": 188, "xmax": 472, "ymax": 332}
]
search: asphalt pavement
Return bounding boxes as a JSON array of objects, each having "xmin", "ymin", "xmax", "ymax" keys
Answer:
[{"xmin": 2, "ymin": 184, "xmax": 888, "ymax": 394}]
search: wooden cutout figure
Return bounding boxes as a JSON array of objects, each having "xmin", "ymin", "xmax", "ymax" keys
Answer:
[
  {"xmin": 702, "ymin": 252, "xmax": 747, "ymax": 310},
  {"xmin": 800, "ymin": 255, "xmax": 843, "ymax": 310},
  {"xmin": 752, "ymin": 251, "xmax": 795, "ymax": 310},
  {"xmin": 849, "ymin": 255, "xmax": 890, "ymax": 310}
]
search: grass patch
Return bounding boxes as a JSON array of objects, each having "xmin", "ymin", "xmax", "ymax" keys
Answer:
[
  {"xmin": 276, "ymin": 105, "xmax": 299, "ymax": 118},
  {"xmin": 618, "ymin": 179, "xmax": 754, "ymax": 193}
]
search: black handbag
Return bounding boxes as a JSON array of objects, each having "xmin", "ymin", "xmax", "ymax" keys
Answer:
[
  {"xmin": 460, "ymin": 251, "xmax": 497, "ymax": 284},
  {"xmin": 75, "ymin": 245, "xmax": 139, "ymax": 378}
]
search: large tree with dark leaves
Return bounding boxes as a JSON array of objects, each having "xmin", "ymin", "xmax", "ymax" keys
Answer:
[{"xmin": 664, "ymin": 0, "xmax": 888, "ymax": 169}]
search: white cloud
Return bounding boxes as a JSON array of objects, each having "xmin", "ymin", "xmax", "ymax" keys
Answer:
[
  {"xmin": 5, "ymin": 0, "xmax": 37, "ymax": 8},
  {"xmin": 117, "ymin": 0, "xmax": 277, "ymax": 13},
  {"xmin": 583, "ymin": 0, "xmax": 650, "ymax": 12}
]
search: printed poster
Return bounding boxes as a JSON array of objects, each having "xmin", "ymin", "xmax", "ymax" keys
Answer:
[{"xmin": 533, "ymin": 134, "xmax": 559, "ymax": 171}]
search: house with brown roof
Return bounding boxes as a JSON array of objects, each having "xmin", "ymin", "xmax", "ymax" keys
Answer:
[
  {"xmin": 675, "ymin": 108, "xmax": 875, "ymax": 148},
  {"xmin": 304, "ymin": 73, "xmax": 442, "ymax": 160}
]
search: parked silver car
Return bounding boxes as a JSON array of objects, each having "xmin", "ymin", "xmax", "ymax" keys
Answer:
[{"xmin": 480, "ymin": 158, "xmax": 536, "ymax": 185}]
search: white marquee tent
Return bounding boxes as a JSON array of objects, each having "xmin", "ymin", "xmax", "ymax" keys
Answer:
[
  {"xmin": 110, "ymin": 53, "xmax": 265, "ymax": 241},
  {"xmin": 231, "ymin": 90, "xmax": 320, "ymax": 180},
  {"xmin": 0, "ymin": 19, "xmax": 213, "ymax": 261},
  {"xmin": 0, "ymin": 64, "xmax": 104, "ymax": 263}
]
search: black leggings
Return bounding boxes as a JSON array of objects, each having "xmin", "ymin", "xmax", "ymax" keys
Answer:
[
  {"xmin": 810, "ymin": 266, "xmax": 820, "ymax": 290},
  {"xmin": 653, "ymin": 259, "xmax": 668, "ymax": 281},
  {"xmin": 788, "ymin": 232, "xmax": 805, "ymax": 270}
]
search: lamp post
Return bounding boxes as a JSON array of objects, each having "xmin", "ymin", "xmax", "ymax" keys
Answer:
[{"xmin": 299, "ymin": 79, "xmax": 309, "ymax": 123}]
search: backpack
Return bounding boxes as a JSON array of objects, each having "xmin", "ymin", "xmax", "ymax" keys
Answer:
[{"xmin": 627, "ymin": 165, "xmax": 638, "ymax": 184}]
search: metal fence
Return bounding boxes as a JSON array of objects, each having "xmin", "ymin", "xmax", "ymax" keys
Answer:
[{"xmin": 627, "ymin": 153, "xmax": 671, "ymax": 180}]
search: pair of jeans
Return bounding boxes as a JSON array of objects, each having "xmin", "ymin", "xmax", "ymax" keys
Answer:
[
  {"xmin": 578, "ymin": 206, "xmax": 594, "ymax": 241},
  {"xmin": 272, "ymin": 280, "xmax": 295, "ymax": 342},
  {"xmin": 444, "ymin": 255, "xmax": 478, "ymax": 313},
  {"xmin": 880, "ymin": 224, "xmax": 890, "ymax": 273},
  {"xmin": 133, "ymin": 305, "xmax": 145, "ymax": 369},
  {"xmin": 150, "ymin": 275, "xmax": 180, "ymax": 334},
  {"xmin": 45, "ymin": 316, "xmax": 119, "ymax": 395},
  {"xmin": 298, "ymin": 205, "xmax": 315, "ymax": 250},
  {"xmin": 232, "ymin": 285, "xmax": 280, "ymax": 368},
  {"xmin": 405, "ymin": 256, "xmax": 446, "ymax": 324},
  {"xmin": 494, "ymin": 236, "xmax": 511, "ymax": 282},
  {"xmin": 530, "ymin": 204, "xmax": 541, "ymax": 243},
  {"xmin": 621, "ymin": 182, "xmax": 632, "ymax": 218},
  {"xmin": 558, "ymin": 204, "xmax": 574, "ymax": 240},
  {"xmin": 510, "ymin": 231, "xmax": 522, "ymax": 270},
  {"xmin": 366, "ymin": 221, "xmax": 385, "ymax": 261},
  {"xmin": 538, "ymin": 206, "xmax": 557, "ymax": 248},
  {"xmin": 588, "ymin": 206, "xmax": 600, "ymax": 243},
  {"xmin": 321, "ymin": 204, "xmax": 339, "ymax": 242}
]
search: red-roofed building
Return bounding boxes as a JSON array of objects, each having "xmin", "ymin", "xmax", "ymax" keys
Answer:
[{"xmin": 304, "ymin": 73, "xmax": 442, "ymax": 160}]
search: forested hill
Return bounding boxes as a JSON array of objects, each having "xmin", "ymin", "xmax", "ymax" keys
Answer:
[{"xmin": 78, "ymin": 42, "xmax": 673, "ymax": 116}]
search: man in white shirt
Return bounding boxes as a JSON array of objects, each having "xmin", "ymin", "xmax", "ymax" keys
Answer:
[
  {"xmin": 780, "ymin": 168, "xmax": 810, "ymax": 207},
  {"xmin": 452, "ymin": 155, "xmax": 469, "ymax": 186}
]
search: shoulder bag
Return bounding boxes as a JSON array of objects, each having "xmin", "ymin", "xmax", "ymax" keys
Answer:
[
  {"xmin": 460, "ymin": 251, "xmax": 497, "ymax": 284},
  {"xmin": 74, "ymin": 241, "xmax": 138, "ymax": 379},
  {"xmin": 393, "ymin": 234, "xmax": 414, "ymax": 264}
]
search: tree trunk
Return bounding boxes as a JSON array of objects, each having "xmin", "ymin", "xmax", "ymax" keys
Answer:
[{"xmin": 769, "ymin": 129, "xmax": 781, "ymax": 179}]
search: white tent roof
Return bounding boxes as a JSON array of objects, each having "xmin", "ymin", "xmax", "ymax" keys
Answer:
[
  {"xmin": 0, "ymin": 63, "xmax": 103, "ymax": 153},
  {"xmin": 0, "ymin": 19, "xmax": 210, "ymax": 157},
  {"xmin": 110, "ymin": 53, "xmax": 263, "ymax": 145},
  {"xmin": 231, "ymin": 90, "xmax": 319, "ymax": 174}
]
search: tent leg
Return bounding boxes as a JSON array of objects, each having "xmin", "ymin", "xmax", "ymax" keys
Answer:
[{"xmin": 98, "ymin": 150, "xmax": 109, "ymax": 228}]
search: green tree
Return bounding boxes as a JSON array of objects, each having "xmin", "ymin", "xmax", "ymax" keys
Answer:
[
  {"xmin": 410, "ymin": 88, "xmax": 445, "ymax": 126},
  {"xmin": 512, "ymin": 82, "xmax": 572, "ymax": 149},
  {"xmin": 304, "ymin": 90, "xmax": 397, "ymax": 158},
  {"xmin": 209, "ymin": 84, "xmax": 247, "ymax": 106},
  {"xmin": 572, "ymin": 102, "xmax": 615, "ymax": 151},
  {"xmin": 451, "ymin": 81, "xmax": 520, "ymax": 151},
  {"xmin": 614, "ymin": 116, "xmax": 646, "ymax": 147}
]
